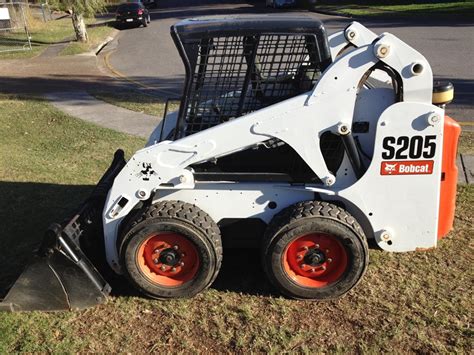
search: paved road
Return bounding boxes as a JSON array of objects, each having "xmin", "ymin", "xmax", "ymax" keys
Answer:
[{"xmin": 108, "ymin": 0, "xmax": 474, "ymax": 123}]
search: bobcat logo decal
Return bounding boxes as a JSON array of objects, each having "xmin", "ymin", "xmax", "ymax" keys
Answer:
[
  {"xmin": 384, "ymin": 163, "xmax": 398, "ymax": 174},
  {"xmin": 137, "ymin": 162, "xmax": 157, "ymax": 181}
]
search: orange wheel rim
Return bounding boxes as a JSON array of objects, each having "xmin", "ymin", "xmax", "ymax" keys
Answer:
[
  {"xmin": 282, "ymin": 233, "xmax": 348, "ymax": 288},
  {"xmin": 137, "ymin": 233, "xmax": 200, "ymax": 287}
]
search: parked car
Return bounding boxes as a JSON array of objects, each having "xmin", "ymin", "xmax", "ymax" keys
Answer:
[
  {"xmin": 266, "ymin": 0, "xmax": 297, "ymax": 8},
  {"xmin": 116, "ymin": 2, "xmax": 151, "ymax": 27}
]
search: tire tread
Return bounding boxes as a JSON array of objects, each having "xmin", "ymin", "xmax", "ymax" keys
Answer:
[{"xmin": 121, "ymin": 201, "xmax": 222, "ymax": 293}]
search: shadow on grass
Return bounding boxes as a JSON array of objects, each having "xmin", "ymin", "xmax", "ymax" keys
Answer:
[
  {"xmin": 0, "ymin": 181, "xmax": 276, "ymax": 300},
  {"xmin": 0, "ymin": 181, "xmax": 95, "ymax": 299},
  {"xmin": 0, "ymin": 36, "xmax": 74, "ymax": 46},
  {"xmin": 87, "ymin": 21, "xmax": 116, "ymax": 29}
]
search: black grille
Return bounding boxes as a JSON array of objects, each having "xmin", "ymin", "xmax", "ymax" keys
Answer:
[{"xmin": 181, "ymin": 34, "xmax": 323, "ymax": 136}]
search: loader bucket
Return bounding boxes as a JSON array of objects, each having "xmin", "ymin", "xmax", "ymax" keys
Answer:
[{"xmin": 0, "ymin": 150, "xmax": 127, "ymax": 312}]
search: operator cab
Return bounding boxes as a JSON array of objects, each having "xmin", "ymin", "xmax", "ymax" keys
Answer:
[{"xmin": 166, "ymin": 15, "xmax": 343, "ymax": 182}]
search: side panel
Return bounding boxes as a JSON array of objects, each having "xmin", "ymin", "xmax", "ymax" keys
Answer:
[
  {"xmin": 339, "ymin": 102, "xmax": 445, "ymax": 252},
  {"xmin": 438, "ymin": 116, "xmax": 461, "ymax": 239},
  {"xmin": 155, "ymin": 183, "xmax": 317, "ymax": 224}
]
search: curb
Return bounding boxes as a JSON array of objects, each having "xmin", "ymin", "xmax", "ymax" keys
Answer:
[
  {"xmin": 78, "ymin": 29, "xmax": 119, "ymax": 57},
  {"xmin": 95, "ymin": 35, "xmax": 115, "ymax": 55}
]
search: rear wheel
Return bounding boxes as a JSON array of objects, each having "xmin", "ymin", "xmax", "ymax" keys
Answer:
[
  {"xmin": 262, "ymin": 201, "xmax": 368, "ymax": 300},
  {"xmin": 120, "ymin": 201, "xmax": 222, "ymax": 299}
]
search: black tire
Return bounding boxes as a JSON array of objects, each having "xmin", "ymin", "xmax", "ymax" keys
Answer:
[
  {"xmin": 142, "ymin": 18, "xmax": 148, "ymax": 27},
  {"xmin": 262, "ymin": 201, "xmax": 368, "ymax": 300},
  {"xmin": 120, "ymin": 201, "xmax": 222, "ymax": 299},
  {"xmin": 147, "ymin": 15, "xmax": 151, "ymax": 24}
]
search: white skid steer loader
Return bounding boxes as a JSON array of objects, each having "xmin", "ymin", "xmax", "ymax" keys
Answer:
[{"xmin": 0, "ymin": 16, "xmax": 460, "ymax": 311}]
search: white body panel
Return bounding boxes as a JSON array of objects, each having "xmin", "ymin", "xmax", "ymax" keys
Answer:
[
  {"xmin": 103, "ymin": 23, "xmax": 445, "ymax": 273},
  {"xmin": 339, "ymin": 102, "xmax": 444, "ymax": 251}
]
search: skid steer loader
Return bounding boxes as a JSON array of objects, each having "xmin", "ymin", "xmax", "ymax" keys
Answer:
[{"xmin": 0, "ymin": 15, "xmax": 460, "ymax": 311}]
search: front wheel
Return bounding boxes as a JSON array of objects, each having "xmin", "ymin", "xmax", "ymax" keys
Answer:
[
  {"xmin": 262, "ymin": 201, "xmax": 368, "ymax": 300},
  {"xmin": 120, "ymin": 201, "xmax": 222, "ymax": 299}
]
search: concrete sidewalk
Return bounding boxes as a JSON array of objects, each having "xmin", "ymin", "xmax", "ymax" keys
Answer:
[{"xmin": 46, "ymin": 91, "xmax": 158, "ymax": 138}]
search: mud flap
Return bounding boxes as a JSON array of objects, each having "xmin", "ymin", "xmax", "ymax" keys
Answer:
[{"xmin": 0, "ymin": 150, "xmax": 126, "ymax": 312}]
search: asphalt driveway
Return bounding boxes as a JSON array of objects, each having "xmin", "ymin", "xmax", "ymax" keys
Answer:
[{"xmin": 107, "ymin": 0, "xmax": 474, "ymax": 123}]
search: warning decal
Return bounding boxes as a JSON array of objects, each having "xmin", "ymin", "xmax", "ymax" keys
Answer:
[{"xmin": 380, "ymin": 160, "xmax": 434, "ymax": 175}]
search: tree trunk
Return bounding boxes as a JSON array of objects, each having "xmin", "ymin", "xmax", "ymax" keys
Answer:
[{"xmin": 71, "ymin": 11, "xmax": 88, "ymax": 43}]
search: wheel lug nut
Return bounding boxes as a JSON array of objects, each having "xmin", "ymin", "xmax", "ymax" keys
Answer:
[
  {"xmin": 181, "ymin": 253, "xmax": 185, "ymax": 257},
  {"xmin": 321, "ymin": 266, "xmax": 326, "ymax": 271},
  {"xmin": 328, "ymin": 258, "xmax": 333, "ymax": 263},
  {"xmin": 171, "ymin": 267, "xmax": 177, "ymax": 272},
  {"xmin": 153, "ymin": 258, "xmax": 159, "ymax": 264},
  {"xmin": 300, "ymin": 264, "xmax": 306, "ymax": 269},
  {"xmin": 154, "ymin": 249, "xmax": 160, "ymax": 254},
  {"xmin": 302, "ymin": 246, "xmax": 309, "ymax": 251},
  {"xmin": 173, "ymin": 245, "xmax": 179, "ymax": 250},
  {"xmin": 297, "ymin": 255, "xmax": 303, "ymax": 260},
  {"xmin": 315, "ymin": 244, "xmax": 320, "ymax": 248},
  {"xmin": 179, "ymin": 261, "xmax": 185, "ymax": 266},
  {"xmin": 160, "ymin": 265, "xmax": 166, "ymax": 271},
  {"xmin": 311, "ymin": 268, "xmax": 315, "ymax": 273},
  {"xmin": 326, "ymin": 249, "xmax": 330, "ymax": 253}
]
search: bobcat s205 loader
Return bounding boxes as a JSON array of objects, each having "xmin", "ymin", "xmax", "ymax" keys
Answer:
[{"xmin": 0, "ymin": 16, "xmax": 460, "ymax": 311}]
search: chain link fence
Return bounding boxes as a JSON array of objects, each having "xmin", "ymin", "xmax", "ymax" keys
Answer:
[{"xmin": 0, "ymin": 1, "xmax": 31, "ymax": 53}]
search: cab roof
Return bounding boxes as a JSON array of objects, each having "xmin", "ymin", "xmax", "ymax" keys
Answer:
[{"xmin": 171, "ymin": 15, "xmax": 328, "ymax": 42}]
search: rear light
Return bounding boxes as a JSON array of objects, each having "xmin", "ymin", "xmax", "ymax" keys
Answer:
[{"xmin": 138, "ymin": 9, "xmax": 144, "ymax": 15}]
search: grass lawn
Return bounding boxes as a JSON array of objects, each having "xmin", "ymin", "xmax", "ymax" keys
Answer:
[
  {"xmin": 0, "ymin": 95, "xmax": 472, "ymax": 352},
  {"xmin": 0, "ymin": 17, "xmax": 73, "ymax": 59},
  {"xmin": 0, "ymin": 17, "xmax": 114, "ymax": 60},
  {"xmin": 315, "ymin": 1, "xmax": 474, "ymax": 17}
]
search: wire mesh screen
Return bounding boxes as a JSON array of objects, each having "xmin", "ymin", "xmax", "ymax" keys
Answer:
[{"xmin": 182, "ymin": 34, "xmax": 322, "ymax": 136}]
